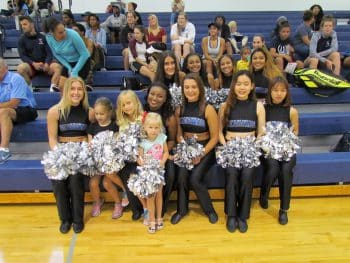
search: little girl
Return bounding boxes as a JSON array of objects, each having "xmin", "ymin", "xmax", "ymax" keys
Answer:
[
  {"xmin": 259, "ymin": 77, "xmax": 299, "ymax": 225},
  {"xmin": 137, "ymin": 112, "xmax": 169, "ymax": 233},
  {"xmin": 87, "ymin": 97, "xmax": 129, "ymax": 219},
  {"xmin": 236, "ymin": 46, "xmax": 251, "ymax": 71},
  {"xmin": 116, "ymin": 90, "xmax": 145, "ymax": 220}
]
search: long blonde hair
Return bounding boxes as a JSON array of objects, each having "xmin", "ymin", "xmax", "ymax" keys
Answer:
[
  {"xmin": 147, "ymin": 14, "xmax": 160, "ymax": 32},
  {"xmin": 116, "ymin": 90, "xmax": 144, "ymax": 128},
  {"xmin": 58, "ymin": 77, "xmax": 89, "ymax": 120}
]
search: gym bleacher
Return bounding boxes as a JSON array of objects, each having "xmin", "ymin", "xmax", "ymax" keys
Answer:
[{"xmin": 0, "ymin": 10, "xmax": 350, "ymax": 199}]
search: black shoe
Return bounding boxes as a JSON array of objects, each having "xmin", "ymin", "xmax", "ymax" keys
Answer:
[
  {"xmin": 59, "ymin": 221, "xmax": 71, "ymax": 234},
  {"xmin": 132, "ymin": 210, "xmax": 142, "ymax": 221},
  {"xmin": 278, "ymin": 210, "xmax": 288, "ymax": 225},
  {"xmin": 238, "ymin": 218, "xmax": 248, "ymax": 233},
  {"xmin": 226, "ymin": 216, "xmax": 237, "ymax": 233},
  {"xmin": 208, "ymin": 212, "xmax": 218, "ymax": 224},
  {"xmin": 259, "ymin": 196, "xmax": 268, "ymax": 209},
  {"xmin": 73, "ymin": 223, "xmax": 84, "ymax": 234},
  {"xmin": 170, "ymin": 212, "xmax": 184, "ymax": 225}
]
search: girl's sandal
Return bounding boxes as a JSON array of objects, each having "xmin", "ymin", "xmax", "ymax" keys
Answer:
[
  {"xmin": 148, "ymin": 222, "xmax": 156, "ymax": 234},
  {"xmin": 156, "ymin": 218, "xmax": 164, "ymax": 230}
]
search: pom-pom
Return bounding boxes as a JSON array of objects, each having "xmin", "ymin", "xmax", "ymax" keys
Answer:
[
  {"xmin": 205, "ymin": 87, "xmax": 229, "ymax": 110},
  {"xmin": 169, "ymin": 84, "xmax": 182, "ymax": 108},
  {"xmin": 257, "ymin": 122, "xmax": 301, "ymax": 161},
  {"xmin": 117, "ymin": 123, "xmax": 144, "ymax": 162},
  {"xmin": 174, "ymin": 136, "xmax": 205, "ymax": 170},
  {"xmin": 216, "ymin": 136, "xmax": 261, "ymax": 169},
  {"xmin": 127, "ymin": 155, "xmax": 165, "ymax": 198},
  {"xmin": 90, "ymin": 131, "xmax": 125, "ymax": 175},
  {"xmin": 78, "ymin": 141, "xmax": 97, "ymax": 177},
  {"xmin": 41, "ymin": 142, "xmax": 84, "ymax": 180}
]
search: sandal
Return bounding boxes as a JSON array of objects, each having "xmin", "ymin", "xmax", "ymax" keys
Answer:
[
  {"xmin": 156, "ymin": 218, "xmax": 164, "ymax": 230},
  {"xmin": 148, "ymin": 222, "xmax": 156, "ymax": 234}
]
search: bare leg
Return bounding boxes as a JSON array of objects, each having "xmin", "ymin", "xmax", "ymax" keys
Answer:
[
  {"xmin": 122, "ymin": 48, "xmax": 129, "ymax": 70},
  {"xmin": 102, "ymin": 176, "xmax": 121, "ymax": 203},
  {"xmin": 48, "ymin": 62, "xmax": 62, "ymax": 85},
  {"xmin": 0, "ymin": 108, "xmax": 16, "ymax": 148},
  {"xmin": 89, "ymin": 175, "xmax": 102, "ymax": 203},
  {"xmin": 17, "ymin": 63, "xmax": 32, "ymax": 85},
  {"xmin": 328, "ymin": 52, "xmax": 341, "ymax": 75}
]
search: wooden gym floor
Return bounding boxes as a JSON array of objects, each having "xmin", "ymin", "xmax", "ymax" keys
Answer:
[{"xmin": 0, "ymin": 196, "xmax": 349, "ymax": 263}]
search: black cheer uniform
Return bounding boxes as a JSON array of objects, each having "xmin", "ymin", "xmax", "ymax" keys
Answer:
[
  {"xmin": 176, "ymin": 102, "xmax": 216, "ymax": 216},
  {"xmin": 225, "ymin": 99, "xmax": 257, "ymax": 220},
  {"xmin": 260, "ymin": 104, "xmax": 296, "ymax": 211},
  {"xmin": 51, "ymin": 105, "xmax": 90, "ymax": 226}
]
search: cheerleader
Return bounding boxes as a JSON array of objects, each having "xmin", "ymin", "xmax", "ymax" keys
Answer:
[
  {"xmin": 171, "ymin": 73, "xmax": 219, "ymax": 225},
  {"xmin": 218, "ymin": 70, "xmax": 265, "ymax": 233},
  {"xmin": 46, "ymin": 77, "xmax": 94, "ymax": 234},
  {"xmin": 259, "ymin": 77, "xmax": 299, "ymax": 225}
]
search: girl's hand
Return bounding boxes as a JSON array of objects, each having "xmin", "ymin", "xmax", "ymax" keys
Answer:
[
  {"xmin": 137, "ymin": 156, "xmax": 144, "ymax": 166},
  {"xmin": 192, "ymin": 156, "xmax": 201, "ymax": 165}
]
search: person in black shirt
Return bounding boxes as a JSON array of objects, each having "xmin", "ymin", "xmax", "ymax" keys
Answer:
[
  {"xmin": 120, "ymin": 11, "xmax": 137, "ymax": 70},
  {"xmin": 17, "ymin": 16, "xmax": 62, "ymax": 92},
  {"xmin": 127, "ymin": 2, "xmax": 142, "ymax": 25}
]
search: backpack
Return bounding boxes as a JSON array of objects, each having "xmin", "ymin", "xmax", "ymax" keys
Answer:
[
  {"xmin": 331, "ymin": 133, "xmax": 350, "ymax": 152},
  {"xmin": 121, "ymin": 76, "xmax": 142, "ymax": 90},
  {"xmin": 293, "ymin": 68, "xmax": 350, "ymax": 97}
]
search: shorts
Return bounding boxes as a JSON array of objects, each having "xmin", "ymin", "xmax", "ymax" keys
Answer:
[
  {"xmin": 14, "ymin": 106, "xmax": 38, "ymax": 124},
  {"xmin": 61, "ymin": 58, "xmax": 91, "ymax": 80}
]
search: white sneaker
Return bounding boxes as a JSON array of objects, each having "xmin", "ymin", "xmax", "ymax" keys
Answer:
[
  {"xmin": 49, "ymin": 84, "xmax": 60, "ymax": 92},
  {"xmin": 146, "ymin": 46, "xmax": 162, "ymax": 54}
]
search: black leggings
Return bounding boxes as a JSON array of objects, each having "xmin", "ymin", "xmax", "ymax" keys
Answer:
[
  {"xmin": 119, "ymin": 162, "xmax": 143, "ymax": 215},
  {"xmin": 261, "ymin": 155, "xmax": 296, "ymax": 210},
  {"xmin": 51, "ymin": 173, "xmax": 85, "ymax": 224},
  {"xmin": 225, "ymin": 167, "xmax": 256, "ymax": 220},
  {"xmin": 176, "ymin": 150, "xmax": 216, "ymax": 216},
  {"xmin": 162, "ymin": 159, "xmax": 176, "ymax": 216}
]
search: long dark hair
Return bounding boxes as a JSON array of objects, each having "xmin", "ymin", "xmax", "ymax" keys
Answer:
[
  {"xmin": 154, "ymin": 51, "xmax": 181, "ymax": 87},
  {"xmin": 310, "ymin": 4, "xmax": 324, "ymax": 30},
  {"xmin": 223, "ymin": 70, "xmax": 256, "ymax": 126},
  {"xmin": 181, "ymin": 73, "xmax": 206, "ymax": 116},
  {"xmin": 266, "ymin": 76, "xmax": 291, "ymax": 107},
  {"xmin": 144, "ymin": 82, "xmax": 174, "ymax": 125},
  {"xmin": 42, "ymin": 16, "xmax": 62, "ymax": 33},
  {"xmin": 182, "ymin": 53, "xmax": 210, "ymax": 87}
]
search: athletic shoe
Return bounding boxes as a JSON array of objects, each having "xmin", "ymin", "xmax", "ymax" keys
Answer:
[{"xmin": 0, "ymin": 150, "xmax": 11, "ymax": 164}]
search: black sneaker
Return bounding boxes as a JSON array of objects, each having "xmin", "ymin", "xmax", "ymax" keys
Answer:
[
  {"xmin": 59, "ymin": 221, "xmax": 71, "ymax": 234},
  {"xmin": 226, "ymin": 216, "xmax": 237, "ymax": 233},
  {"xmin": 238, "ymin": 218, "xmax": 248, "ymax": 233},
  {"xmin": 73, "ymin": 223, "xmax": 84, "ymax": 234},
  {"xmin": 278, "ymin": 210, "xmax": 288, "ymax": 225},
  {"xmin": 259, "ymin": 196, "xmax": 268, "ymax": 209},
  {"xmin": 170, "ymin": 212, "xmax": 184, "ymax": 225},
  {"xmin": 208, "ymin": 212, "xmax": 218, "ymax": 224}
]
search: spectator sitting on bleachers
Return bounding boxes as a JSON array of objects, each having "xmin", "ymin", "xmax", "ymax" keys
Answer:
[
  {"xmin": 236, "ymin": 46, "xmax": 251, "ymax": 71},
  {"xmin": 127, "ymin": 2, "xmax": 142, "ymax": 25},
  {"xmin": 214, "ymin": 15, "xmax": 231, "ymax": 55},
  {"xmin": 170, "ymin": 12, "xmax": 196, "ymax": 65},
  {"xmin": 0, "ymin": 58, "xmax": 38, "ymax": 164},
  {"xmin": 80, "ymin": 11, "xmax": 93, "ymax": 29},
  {"xmin": 128, "ymin": 25, "xmax": 156, "ymax": 81},
  {"xmin": 310, "ymin": 4, "xmax": 324, "ymax": 31},
  {"xmin": 145, "ymin": 14, "xmax": 167, "ymax": 50},
  {"xmin": 33, "ymin": 0, "xmax": 54, "ymax": 18},
  {"xmin": 269, "ymin": 21, "xmax": 303, "ymax": 72},
  {"xmin": 170, "ymin": 0, "xmax": 185, "ymax": 26},
  {"xmin": 14, "ymin": 0, "xmax": 30, "ymax": 16},
  {"xmin": 305, "ymin": 15, "xmax": 341, "ymax": 76},
  {"xmin": 120, "ymin": 11, "xmax": 137, "ymax": 70},
  {"xmin": 270, "ymin": 16, "xmax": 288, "ymax": 39},
  {"xmin": 293, "ymin": 10, "xmax": 314, "ymax": 63},
  {"xmin": 252, "ymin": 34, "xmax": 266, "ymax": 51},
  {"xmin": 249, "ymin": 47, "xmax": 282, "ymax": 91},
  {"xmin": 43, "ymin": 17, "xmax": 91, "ymax": 91},
  {"xmin": 62, "ymin": 9, "xmax": 76, "ymax": 29},
  {"xmin": 201, "ymin": 22, "xmax": 225, "ymax": 78},
  {"xmin": 101, "ymin": 3, "xmax": 126, "ymax": 43},
  {"xmin": 85, "ymin": 14, "xmax": 107, "ymax": 71},
  {"xmin": 0, "ymin": 1, "xmax": 15, "ymax": 17},
  {"xmin": 17, "ymin": 16, "xmax": 62, "ymax": 92},
  {"xmin": 72, "ymin": 23, "xmax": 96, "ymax": 86},
  {"xmin": 227, "ymin": 20, "xmax": 248, "ymax": 54}
]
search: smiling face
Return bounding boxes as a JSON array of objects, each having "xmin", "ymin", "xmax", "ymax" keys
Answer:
[
  {"xmin": 234, "ymin": 74, "xmax": 254, "ymax": 100},
  {"xmin": 121, "ymin": 95, "xmax": 136, "ymax": 117},
  {"xmin": 219, "ymin": 56, "xmax": 234, "ymax": 76},
  {"xmin": 147, "ymin": 86, "xmax": 167, "ymax": 110},
  {"xmin": 186, "ymin": 55, "xmax": 201, "ymax": 73},
  {"xmin": 164, "ymin": 56, "xmax": 176, "ymax": 77},
  {"xmin": 252, "ymin": 36, "xmax": 264, "ymax": 50},
  {"xmin": 251, "ymin": 50, "xmax": 266, "ymax": 71},
  {"xmin": 183, "ymin": 79, "xmax": 200, "ymax": 102},
  {"xmin": 271, "ymin": 83, "xmax": 288, "ymax": 104},
  {"xmin": 70, "ymin": 81, "xmax": 85, "ymax": 106}
]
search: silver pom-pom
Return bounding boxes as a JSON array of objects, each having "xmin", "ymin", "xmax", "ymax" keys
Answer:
[
  {"xmin": 127, "ymin": 155, "xmax": 165, "ymax": 198},
  {"xmin": 174, "ymin": 136, "xmax": 205, "ymax": 170},
  {"xmin": 216, "ymin": 136, "xmax": 261, "ymax": 169},
  {"xmin": 117, "ymin": 123, "xmax": 144, "ymax": 162},
  {"xmin": 257, "ymin": 122, "xmax": 301, "ymax": 161},
  {"xmin": 41, "ymin": 142, "xmax": 84, "ymax": 180},
  {"xmin": 205, "ymin": 87, "xmax": 230, "ymax": 110},
  {"xmin": 90, "ymin": 131, "xmax": 125, "ymax": 175},
  {"xmin": 169, "ymin": 84, "xmax": 182, "ymax": 108},
  {"xmin": 78, "ymin": 141, "xmax": 97, "ymax": 177}
]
